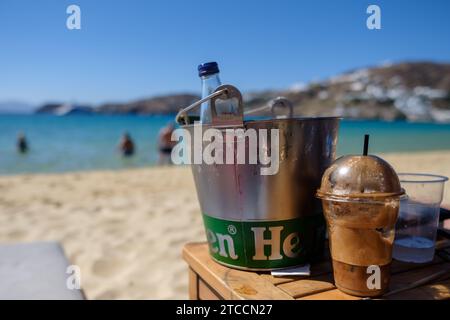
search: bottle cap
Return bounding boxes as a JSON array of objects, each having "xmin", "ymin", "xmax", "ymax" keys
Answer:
[{"xmin": 198, "ymin": 62, "xmax": 219, "ymax": 77}]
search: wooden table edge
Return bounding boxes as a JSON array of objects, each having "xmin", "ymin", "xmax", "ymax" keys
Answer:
[{"xmin": 182, "ymin": 242, "xmax": 294, "ymax": 300}]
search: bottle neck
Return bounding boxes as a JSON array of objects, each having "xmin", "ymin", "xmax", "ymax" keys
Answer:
[
  {"xmin": 199, "ymin": 72, "xmax": 225, "ymax": 124},
  {"xmin": 201, "ymin": 73, "xmax": 221, "ymax": 98}
]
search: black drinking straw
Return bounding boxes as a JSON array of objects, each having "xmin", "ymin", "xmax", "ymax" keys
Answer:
[{"xmin": 363, "ymin": 134, "xmax": 369, "ymax": 156}]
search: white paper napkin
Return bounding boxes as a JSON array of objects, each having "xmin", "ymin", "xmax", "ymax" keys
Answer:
[{"xmin": 271, "ymin": 264, "xmax": 311, "ymax": 276}]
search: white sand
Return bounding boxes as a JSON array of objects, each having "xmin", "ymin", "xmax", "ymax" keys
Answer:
[
  {"xmin": 0, "ymin": 151, "xmax": 449, "ymax": 299},
  {"xmin": 0, "ymin": 166, "xmax": 203, "ymax": 299}
]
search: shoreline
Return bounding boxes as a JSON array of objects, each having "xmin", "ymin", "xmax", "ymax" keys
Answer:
[
  {"xmin": 0, "ymin": 163, "xmax": 190, "ymax": 178},
  {"xmin": 2, "ymin": 149, "xmax": 450, "ymax": 178}
]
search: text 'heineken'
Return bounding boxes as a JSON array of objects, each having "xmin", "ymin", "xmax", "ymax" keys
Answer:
[{"xmin": 202, "ymin": 214, "xmax": 325, "ymax": 269}]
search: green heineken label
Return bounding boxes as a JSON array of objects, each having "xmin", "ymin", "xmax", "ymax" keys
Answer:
[{"xmin": 202, "ymin": 213, "xmax": 325, "ymax": 269}]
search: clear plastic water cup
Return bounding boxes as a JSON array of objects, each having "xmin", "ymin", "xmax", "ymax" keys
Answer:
[{"xmin": 393, "ymin": 173, "xmax": 448, "ymax": 263}]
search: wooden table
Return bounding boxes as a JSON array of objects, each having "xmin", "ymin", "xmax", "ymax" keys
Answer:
[{"xmin": 183, "ymin": 239, "xmax": 450, "ymax": 300}]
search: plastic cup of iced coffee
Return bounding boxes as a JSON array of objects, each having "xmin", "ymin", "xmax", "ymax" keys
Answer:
[{"xmin": 317, "ymin": 153, "xmax": 404, "ymax": 297}]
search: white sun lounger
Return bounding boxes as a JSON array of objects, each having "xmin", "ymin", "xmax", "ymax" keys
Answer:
[{"xmin": 0, "ymin": 242, "xmax": 85, "ymax": 300}]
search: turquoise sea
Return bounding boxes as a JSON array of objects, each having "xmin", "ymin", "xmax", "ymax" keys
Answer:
[{"xmin": 1, "ymin": 115, "xmax": 450, "ymax": 175}]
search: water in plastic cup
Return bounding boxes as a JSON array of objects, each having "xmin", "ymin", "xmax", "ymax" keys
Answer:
[{"xmin": 393, "ymin": 174, "xmax": 448, "ymax": 263}]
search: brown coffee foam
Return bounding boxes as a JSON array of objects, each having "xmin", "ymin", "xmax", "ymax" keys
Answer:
[
  {"xmin": 321, "ymin": 196, "xmax": 399, "ymax": 267},
  {"xmin": 327, "ymin": 223, "xmax": 395, "ymax": 266},
  {"xmin": 322, "ymin": 199, "xmax": 399, "ymax": 229}
]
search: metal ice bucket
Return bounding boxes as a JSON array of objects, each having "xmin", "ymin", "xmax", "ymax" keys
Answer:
[{"xmin": 176, "ymin": 85, "xmax": 340, "ymax": 270}]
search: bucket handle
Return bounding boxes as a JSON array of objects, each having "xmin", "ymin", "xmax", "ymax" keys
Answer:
[
  {"xmin": 175, "ymin": 84, "xmax": 244, "ymax": 127},
  {"xmin": 244, "ymin": 97, "xmax": 294, "ymax": 118}
]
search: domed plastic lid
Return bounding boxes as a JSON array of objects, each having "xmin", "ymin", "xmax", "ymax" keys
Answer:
[
  {"xmin": 317, "ymin": 136, "xmax": 404, "ymax": 201},
  {"xmin": 317, "ymin": 154, "xmax": 404, "ymax": 200}
]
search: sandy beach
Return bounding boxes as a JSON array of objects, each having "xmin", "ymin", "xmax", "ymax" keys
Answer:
[{"xmin": 0, "ymin": 151, "xmax": 449, "ymax": 299}]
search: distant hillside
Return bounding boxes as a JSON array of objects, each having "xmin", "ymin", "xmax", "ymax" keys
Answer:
[
  {"xmin": 31, "ymin": 62, "xmax": 450, "ymax": 122},
  {"xmin": 35, "ymin": 103, "xmax": 62, "ymax": 114},
  {"xmin": 96, "ymin": 94, "xmax": 199, "ymax": 115},
  {"xmin": 244, "ymin": 62, "xmax": 450, "ymax": 122},
  {"xmin": 36, "ymin": 103, "xmax": 93, "ymax": 115}
]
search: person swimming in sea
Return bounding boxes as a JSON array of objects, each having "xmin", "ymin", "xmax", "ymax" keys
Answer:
[
  {"xmin": 158, "ymin": 122, "xmax": 176, "ymax": 165},
  {"xmin": 17, "ymin": 132, "xmax": 28, "ymax": 154},
  {"xmin": 118, "ymin": 132, "xmax": 135, "ymax": 156}
]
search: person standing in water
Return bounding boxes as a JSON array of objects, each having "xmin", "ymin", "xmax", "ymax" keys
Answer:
[
  {"xmin": 118, "ymin": 132, "xmax": 135, "ymax": 156},
  {"xmin": 17, "ymin": 132, "xmax": 28, "ymax": 154},
  {"xmin": 158, "ymin": 122, "xmax": 176, "ymax": 165}
]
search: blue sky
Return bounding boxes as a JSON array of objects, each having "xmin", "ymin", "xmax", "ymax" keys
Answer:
[{"xmin": 1, "ymin": 0, "xmax": 450, "ymax": 107}]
